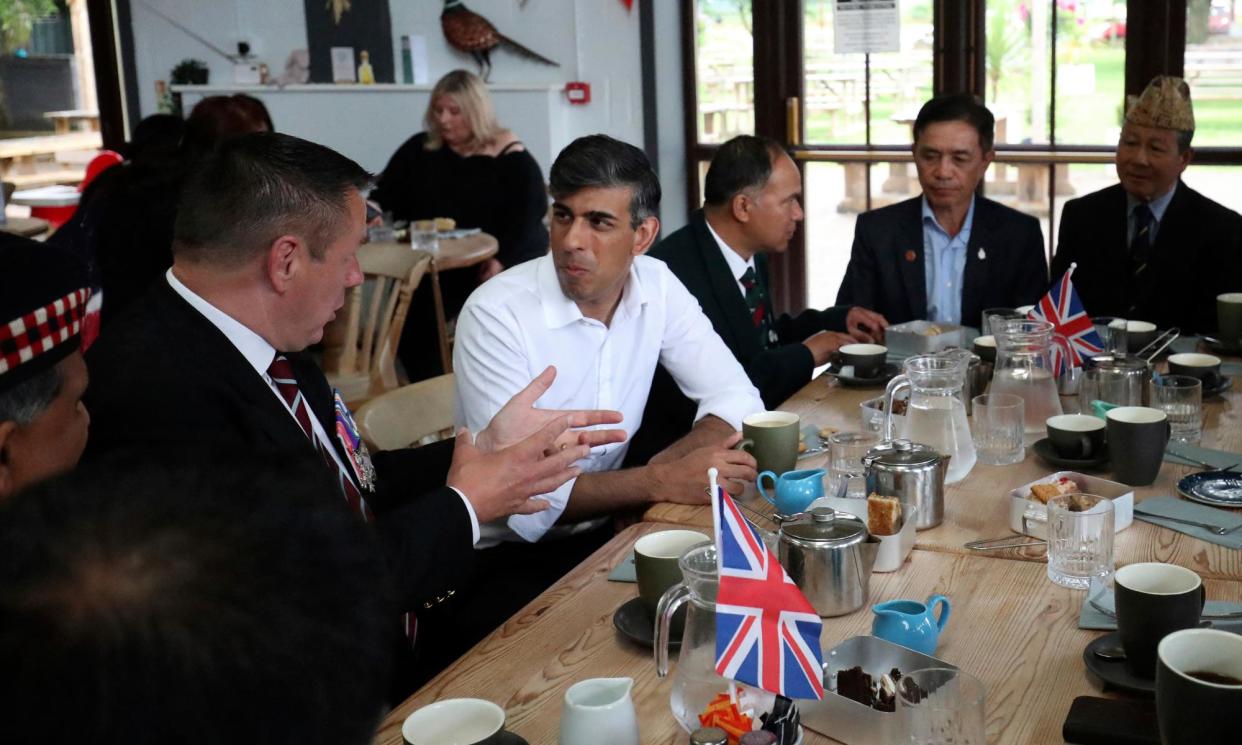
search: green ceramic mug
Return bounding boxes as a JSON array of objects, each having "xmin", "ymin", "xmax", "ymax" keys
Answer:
[
  {"xmin": 634, "ymin": 529, "xmax": 711, "ymax": 617},
  {"xmin": 1218, "ymin": 293, "xmax": 1242, "ymax": 346},
  {"xmin": 739, "ymin": 410, "xmax": 801, "ymax": 476}
]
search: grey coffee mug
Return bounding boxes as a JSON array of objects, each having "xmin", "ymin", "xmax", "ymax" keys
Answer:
[
  {"xmin": 1046, "ymin": 414, "xmax": 1106, "ymax": 460},
  {"xmin": 633, "ymin": 530, "xmax": 711, "ymax": 617},
  {"xmin": 1106, "ymin": 407, "xmax": 1170, "ymax": 486},
  {"xmin": 1168, "ymin": 353, "xmax": 1223, "ymax": 388},
  {"xmin": 739, "ymin": 411, "xmax": 800, "ymax": 476},
  {"xmin": 1218, "ymin": 293, "xmax": 1242, "ymax": 346},
  {"xmin": 1157, "ymin": 629, "xmax": 1242, "ymax": 745},
  {"xmin": 1115, "ymin": 563, "xmax": 1205, "ymax": 679},
  {"xmin": 838, "ymin": 343, "xmax": 888, "ymax": 379}
]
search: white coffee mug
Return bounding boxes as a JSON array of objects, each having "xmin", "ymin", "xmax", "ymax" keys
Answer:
[
  {"xmin": 559, "ymin": 677, "xmax": 639, "ymax": 745},
  {"xmin": 402, "ymin": 698, "xmax": 505, "ymax": 745}
]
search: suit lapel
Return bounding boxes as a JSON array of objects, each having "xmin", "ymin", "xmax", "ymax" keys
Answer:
[
  {"xmin": 293, "ymin": 353, "xmax": 361, "ymax": 489},
  {"xmin": 694, "ymin": 213, "xmax": 761, "ymax": 357},
  {"xmin": 897, "ymin": 199, "xmax": 928, "ymax": 319}
]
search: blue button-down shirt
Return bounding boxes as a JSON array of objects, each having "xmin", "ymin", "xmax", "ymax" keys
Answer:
[
  {"xmin": 1126, "ymin": 182, "xmax": 1177, "ymax": 245},
  {"xmin": 921, "ymin": 195, "xmax": 976, "ymax": 325}
]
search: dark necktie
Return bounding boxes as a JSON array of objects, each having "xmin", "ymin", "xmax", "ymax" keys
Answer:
[
  {"xmin": 1130, "ymin": 203, "xmax": 1154, "ymax": 273},
  {"xmin": 740, "ymin": 266, "xmax": 773, "ymax": 348},
  {"xmin": 268, "ymin": 355, "xmax": 372, "ymax": 521}
]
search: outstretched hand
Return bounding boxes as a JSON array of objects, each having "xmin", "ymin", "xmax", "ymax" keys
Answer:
[
  {"xmin": 448, "ymin": 415, "xmax": 593, "ymax": 524},
  {"xmin": 475, "ymin": 366, "xmax": 626, "ymax": 454}
]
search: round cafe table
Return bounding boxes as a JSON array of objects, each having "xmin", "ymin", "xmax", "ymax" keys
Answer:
[
  {"xmin": 0, "ymin": 216, "xmax": 51, "ymax": 238},
  {"xmin": 361, "ymin": 232, "xmax": 498, "ymax": 373}
]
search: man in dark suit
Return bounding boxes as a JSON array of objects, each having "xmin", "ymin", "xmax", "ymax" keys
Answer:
[
  {"xmin": 626, "ymin": 136, "xmax": 889, "ymax": 464},
  {"xmin": 82, "ymin": 133, "xmax": 621, "ymax": 685},
  {"xmin": 836, "ymin": 94, "xmax": 1048, "ymax": 328},
  {"xmin": 1053, "ymin": 76, "xmax": 1242, "ymax": 333}
]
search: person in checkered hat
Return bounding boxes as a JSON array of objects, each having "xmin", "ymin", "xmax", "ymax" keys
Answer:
[{"xmin": 0, "ymin": 234, "xmax": 92, "ymax": 499}]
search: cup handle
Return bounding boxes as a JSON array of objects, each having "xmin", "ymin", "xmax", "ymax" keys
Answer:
[
  {"xmin": 1199, "ymin": 583, "xmax": 1207, "ymax": 612},
  {"xmin": 736, "ymin": 438, "xmax": 755, "ymax": 453},
  {"xmin": 757, "ymin": 471, "xmax": 778, "ymax": 506},
  {"xmin": 927, "ymin": 594, "xmax": 952, "ymax": 630},
  {"xmin": 1079, "ymin": 434, "xmax": 1094, "ymax": 459}
]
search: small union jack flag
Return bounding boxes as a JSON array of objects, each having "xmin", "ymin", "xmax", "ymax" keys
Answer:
[
  {"xmin": 1027, "ymin": 268, "xmax": 1104, "ymax": 376},
  {"xmin": 713, "ymin": 486, "xmax": 824, "ymax": 700}
]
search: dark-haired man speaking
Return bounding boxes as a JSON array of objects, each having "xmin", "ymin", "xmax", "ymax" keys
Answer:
[{"xmin": 836, "ymin": 94, "xmax": 1048, "ymax": 327}]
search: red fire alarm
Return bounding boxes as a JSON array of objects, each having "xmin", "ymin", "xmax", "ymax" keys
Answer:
[{"xmin": 565, "ymin": 81, "xmax": 591, "ymax": 105}]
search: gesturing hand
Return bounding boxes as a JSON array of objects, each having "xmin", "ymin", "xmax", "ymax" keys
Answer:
[
  {"xmin": 448, "ymin": 415, "xmax": 592, "ymax": 525},
  {"xmin": 475, "ymin": 366, "xmax": 626, "ymax": 454},
  {"xmin": 846, "ymin": 306, "xmax": 889, "ymax": 343}
]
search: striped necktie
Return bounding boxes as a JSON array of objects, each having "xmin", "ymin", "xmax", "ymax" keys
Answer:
[
  {"xmin": 1130, "ymin": 203, "xmax": 1154, "ymax": 274},
  {"xmin": 267, "ymin": 354, "xmax": 373, "ymax": 522},
  {"xmin": 740, "ymin": 266, "xmax": 773, "ymax": 348}
]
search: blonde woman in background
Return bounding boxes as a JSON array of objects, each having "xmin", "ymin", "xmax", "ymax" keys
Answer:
[{"xmin": 373, "ymin": 70, "xmax": 549, "ymax": 380}]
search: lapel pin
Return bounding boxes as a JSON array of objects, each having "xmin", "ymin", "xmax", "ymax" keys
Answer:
[
  {"xmin": 977, "ymin": 247, "xmax": 987, "ymax": 261},
  {"xmin": 904, "ymin": 249, "xmax": 917, "ymax": 263}
]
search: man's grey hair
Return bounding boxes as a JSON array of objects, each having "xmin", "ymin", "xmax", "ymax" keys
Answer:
[{"xmin": 0, "ymin": 367, "xmax": 60, "ymax": 426}]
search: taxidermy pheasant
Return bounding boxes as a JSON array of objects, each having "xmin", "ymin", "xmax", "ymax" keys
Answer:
[{"xmin": 441, "ymin": 0, "xmax": 559, "ymax": 81}]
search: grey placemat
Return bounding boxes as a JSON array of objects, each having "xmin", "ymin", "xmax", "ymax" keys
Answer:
[
  {"xmin": 1133, "ymin": 495, "xmax": 1242, "ymax": 549},
  {"xmin": 1223, "ymin": 361, "xmax": 1242, "ymax": 377},
  {"xmin": 1164, "ymin": 443, "xmax": 1242, "ymax": 469},
  {"xmin": 608, "ymin": 551, "xmax": 636, "ymax": 583},
  {"xmin": 1079, "ymin": 586, "xmax": 1242, "ymax": 631},
  {"xmin": 1169, "ymin": 335, "xmax": 1202, "ymax": 355}
]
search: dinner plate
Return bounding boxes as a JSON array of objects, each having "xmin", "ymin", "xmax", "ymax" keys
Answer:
[
  {"xmin": 1177, "ymin": 471, "xmax": 1242, "ymax": 509},
  {"xmin": 1082, "ymin": 632, "xmax": 1155, "ymax": 694},
  {"xmin": 1032, "ymin": 438, "xmax": 1109, "ymax": 470},
  {"xmin": 612, "ymin": 597, "xmax": 680, "ymax": 649},
  {"xmin": 823, "ymin": 361, "xmax": 900, "ymax": 388}
]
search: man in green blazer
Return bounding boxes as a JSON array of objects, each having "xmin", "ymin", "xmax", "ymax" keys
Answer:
[{"xmin": 625, "ymin": 136, "xmax": 887, "ymax": 465}]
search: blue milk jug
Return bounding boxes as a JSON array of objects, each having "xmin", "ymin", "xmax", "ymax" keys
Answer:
[{"xmin": 871, "ymin": 594, "xmax": 952, "ymax": 655}]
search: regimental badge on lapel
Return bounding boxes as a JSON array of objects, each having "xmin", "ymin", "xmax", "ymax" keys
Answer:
[
  {"xmin": 769, "ymin": 328, "xmax": 779, "ymax": 347},
  {"xmin": 904, "ymin": 249, "xmax": 917, "ymax": 263},
  {"xmin": 333, "ymin": 389, "xmax": 377, "ymax": 493},
  {"xmin": 977, "ymin": 247, "xmax": 987, "ymax": 261}
]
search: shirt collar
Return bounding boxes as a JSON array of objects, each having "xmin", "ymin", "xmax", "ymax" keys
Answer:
[
  {"xmin": 165, "ymin": 268, "xmax": 277, "ymax": 377},
  {"xmin": 920, "ymin": 194, "xmax": 977, "ymax": 241},
  {"xmin": 535, "ymin": 254, "xmax": 648, "ymax": 329},
  {"xmin": 704, "ymin": 217, "xmax": 755, "ymax": 281},
  {"xmin": 1128, "ymin": 181, "xmax": 1178, "ymax": 223}
]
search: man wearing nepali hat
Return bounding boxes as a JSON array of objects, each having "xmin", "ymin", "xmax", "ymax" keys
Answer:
[
  {"xmin": 0, "ymin": 234, "xmax": 92, "ymax": 499},
  {"xmin": 1053, "ymin": 76, "xmax": 1242, "ymax": 333}
]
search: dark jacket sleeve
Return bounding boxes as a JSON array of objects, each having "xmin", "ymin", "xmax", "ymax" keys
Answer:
[
  {"xmin": 836, "ymin": 214, "xmax": 879, "ymax": 309},
  {"xmin": 744, "ymin": 343, "xmax": 815, "ymax": 408},
  {"xmin": 1050, "ymin": 199, "xmax": 1081, "ymax": 279},
  {"xmin": 493, "ymin": 149, "xmax": 549, "ymax": 267},
  {"xmin": 1014, "ymin": 214, "xmax": 1050, "ymax": 304}
]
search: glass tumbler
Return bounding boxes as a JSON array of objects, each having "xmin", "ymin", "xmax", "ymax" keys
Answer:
[
  {"xmin": 1047, "ymin": 493, "xmax": 1115, "ymax": 590},
  {"xmin": 828, "ymin": 431, "xmax": 879, "ymax": 498},
  {"xmin": 1152, "ymin": 375, "xmax": 1202, "ymax": 444},
  {"xmin": 971, "ymin": 393, "xmax": 1025, "ymax": 466},
  {"xmin": 411, "ymin": 220, "xmax": 440, "ymax": 256},
  {"xmin": 898, "ymin": 667, "xmax": 987, "ymax": 745}
]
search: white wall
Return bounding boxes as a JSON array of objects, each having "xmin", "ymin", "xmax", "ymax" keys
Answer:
[{"xmin": 131, "ymin": 0, "xmax": 691, "ymax": 228}]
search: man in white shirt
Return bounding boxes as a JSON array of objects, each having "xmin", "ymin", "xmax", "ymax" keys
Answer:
[
  {"xmin": 446, "ymin": 136, "xmax": 764, "ymax": 658},
  {"xmin": 456, "ymin": 134, "xmax": 765, "ymax": 546}
]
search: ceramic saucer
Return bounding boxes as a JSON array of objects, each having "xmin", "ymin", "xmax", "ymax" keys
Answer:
[
  {"xmin": 489, "ymin": 732, "xmax": 530, "ymax": 745},
  {"xmin": 1202, "ymin": 375, "xmax": 1233, "ymax": 399},
  {"xmin": 1082, "ymin": 632, "xmax": 1154, "ymax": 694},
  {"xmin": 823, "ymin": 361, "xmax": 900, "ymax": 388},
  {"xmin": 612, "ymin": 597, "xmax": 680, "ymax": 649},
  {"xmin": 1032, "ymin": 438, "xmax": 1109, "ymax": 470},
  {"xmin": 1177, "ymin": 471, "xmax": 1242, "ymax": 509}
]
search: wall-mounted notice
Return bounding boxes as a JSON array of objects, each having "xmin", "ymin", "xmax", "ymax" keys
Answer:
[{"xmin": 834, "ymin": 0, "xmax": 900, "ymax": 54}]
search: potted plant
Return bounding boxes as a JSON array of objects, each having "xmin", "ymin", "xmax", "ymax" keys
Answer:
[{"xmin": 170, "ymin": 59, "xmax": 209, "ymax": 86}]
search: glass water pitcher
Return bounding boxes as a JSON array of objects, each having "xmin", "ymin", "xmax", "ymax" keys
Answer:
[
  {"xmin": 883, "ymin": 354, "xmax": 977, "ymax": 485},
  {"xmin": 989, "ymin": 318, "xmax": 1063, "ymax": 434}
]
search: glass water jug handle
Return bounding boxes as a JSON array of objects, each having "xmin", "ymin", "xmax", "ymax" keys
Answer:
[
  {"xmin": 882, "ymin": 374, "xmax": 910, "ymax": 442},
  {"xmin": 655, "ymin": 582, "xmax": 690, "ymax": 677}
]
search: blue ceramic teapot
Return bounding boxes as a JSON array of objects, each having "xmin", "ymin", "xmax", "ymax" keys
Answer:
[
  {"xmin": 871, "ymin": 594, "xmax": 951, "ymax": 655},
  {"xmin": 757, "ymin": 468, "xmax": 826, "ymax": 516}
]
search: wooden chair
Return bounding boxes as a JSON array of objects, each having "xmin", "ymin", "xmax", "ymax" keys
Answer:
[
  {"xmin": 324, "ymin": 245, "xmax": 432, "ymax": 406},
  {"xmin": 354, "ymin": 374, "xmax": 457, "ymax": 452}
]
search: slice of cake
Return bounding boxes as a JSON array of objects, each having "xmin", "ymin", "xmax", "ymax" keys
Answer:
[
  {"xmin": 1029, "ymin": 477, "xmax": 1077, "ymax": 504},
  {"xmin": 867, "ymin": 494, "xmax": 903, "ymax": 536}
]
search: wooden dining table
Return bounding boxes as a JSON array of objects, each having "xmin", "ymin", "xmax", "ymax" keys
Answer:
[
  {"xmin": 376, "ymin": 345, "xmax": 1242, "ymax": 744},
  {"xmin": 646, "ymin": 356, "xmax": 1242, "ymax": 580}
]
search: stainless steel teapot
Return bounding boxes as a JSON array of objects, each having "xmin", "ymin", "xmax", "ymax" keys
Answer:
[
  {"xmin": 862, "ymin": 439, "xmax": 950, "ymax": 530},
  {"xmin": 777, "ymin": 507, "xmax": 878, "ymax": 617}
]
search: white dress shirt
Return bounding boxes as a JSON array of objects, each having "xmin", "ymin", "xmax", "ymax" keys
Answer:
[
  {"xmin": 453, "ymin": 254, "xmax": 765, "ymax": 546},
  {"xmin": 705, "ymin": 218, "xmax": 756, "ymax": 299},
  {"xmin": 165, "ymin": 270, "xmax": 480, "ymax": 543}
]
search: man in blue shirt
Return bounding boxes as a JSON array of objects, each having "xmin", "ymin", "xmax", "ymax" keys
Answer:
[
  {"xmin": 1052, "ymin": 76, "xmax": 1242, "ymax": 333},
  {"xmin": 837, "ymin": 94, "xmax": 1048, "ymax": 328}
]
